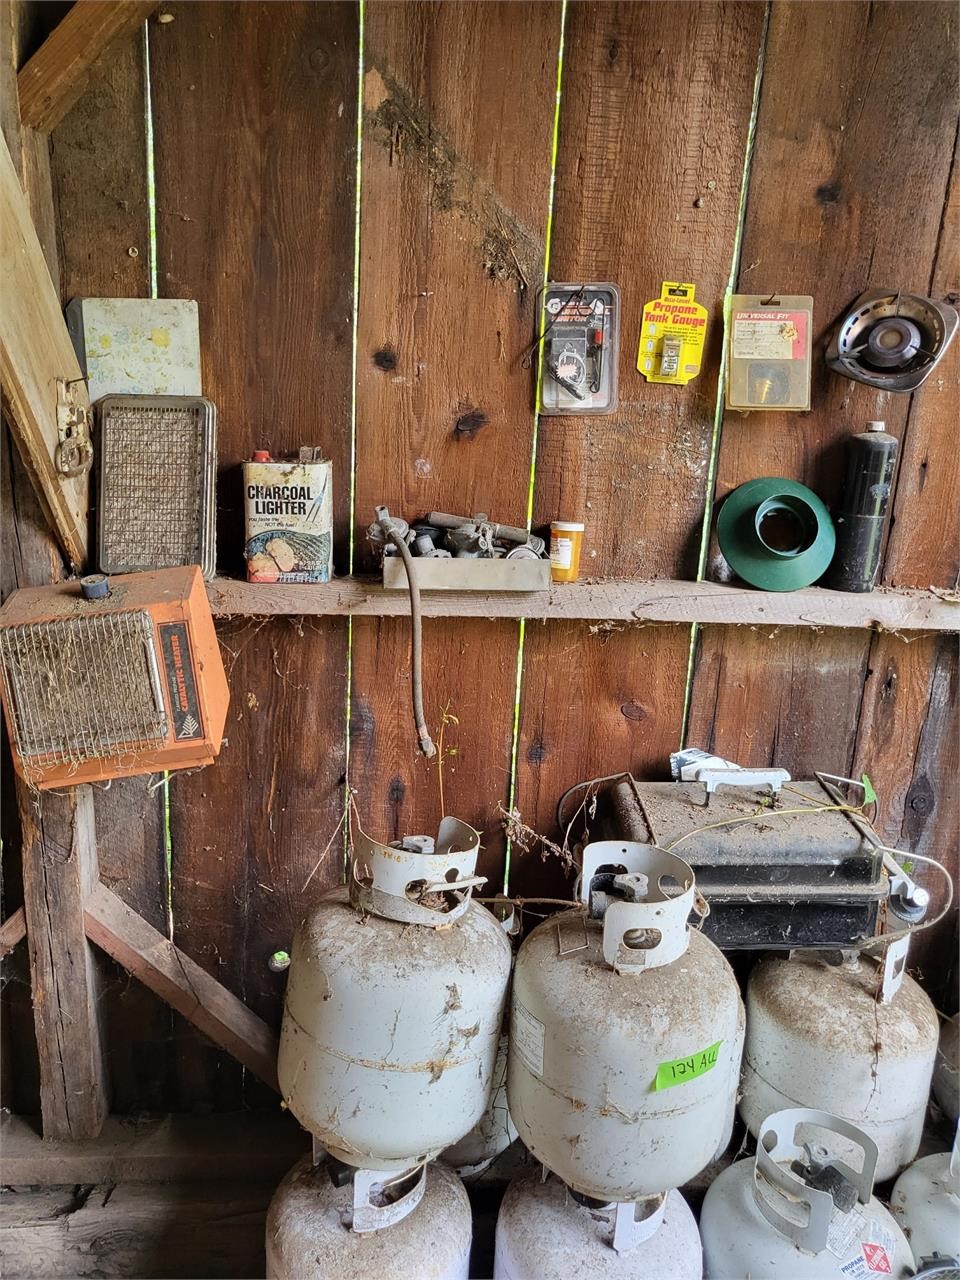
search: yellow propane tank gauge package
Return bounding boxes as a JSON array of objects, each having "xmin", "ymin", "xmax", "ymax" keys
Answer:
[
  {"xmin": 727, "ymin": 294, "xmax": 813, "ymax": 411},
  {"xmin": 637, "ymin": 282, "xmax": 708, "ymax": 384}
]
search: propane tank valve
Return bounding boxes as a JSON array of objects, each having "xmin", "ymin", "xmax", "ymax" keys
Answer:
[{"xmin": 790, "ymin": 1142, "xmax": 859, "ymax": 1212}]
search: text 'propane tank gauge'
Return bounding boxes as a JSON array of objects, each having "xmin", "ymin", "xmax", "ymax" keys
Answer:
[
  {"xmin": 826, "ymin": 289, "xmax": 959, "ymax": 392},
  {"xmin": 536, "ymin": 283, "xmax": 620, "ymax": 415},
  {"xmin": 638, "ymin": 281, "xmax": 708, "ymax": 384},
  {"xmin": 726, "ymin": 293, "xmax": 814, "ymax": 411}
]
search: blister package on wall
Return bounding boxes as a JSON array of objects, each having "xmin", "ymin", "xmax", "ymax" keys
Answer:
[
  {"xmin": 638, "ymin": 281, "xmax": 708, "ymax": 384},
  {"xmin": 537, "ymin": 283, "xmax": 620, "ymax": 415},
  {"xmin": 726, "ymin": 294, "xmax": 813, "ymax": 411}
]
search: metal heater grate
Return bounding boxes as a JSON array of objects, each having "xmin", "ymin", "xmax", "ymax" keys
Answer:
[
  {"xmin": 97, "ymin": 397, "xmax": 216, "ymax": 578},
  {"xmin": 0, "ymin": 610, "xmax": 168, "ymax": 765}
]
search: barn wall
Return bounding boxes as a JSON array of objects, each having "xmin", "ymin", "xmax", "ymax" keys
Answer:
[{"xmin": 2, "ymin": 0, "xmax": 957, "ymax": 1113}]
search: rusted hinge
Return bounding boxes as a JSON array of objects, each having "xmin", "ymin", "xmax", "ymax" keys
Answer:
[{"xmin": 55, "ymin": 379, "xmax": 93, "ymax": 477}]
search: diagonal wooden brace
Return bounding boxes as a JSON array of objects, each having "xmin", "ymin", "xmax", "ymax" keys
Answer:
[
  {"xmin": 14, "ymin": 781, "xmax": 279, "ymax": 1140},
  {"xmin": 17, "ymin": 1, "xmax": 158, "ymax": 133},
  {"xmin": 83, "ymin": 884, "xmax": 279, "ymax": 1093}
]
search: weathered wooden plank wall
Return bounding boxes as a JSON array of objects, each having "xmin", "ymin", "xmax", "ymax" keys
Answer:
[
  {"xmin": 687, "ymin": 0, "xmax": 959, "ymax": 974},
  {"xmin": 2, "ymin": 0, "xmax": 957, "ymax": 1116},
  {"xmin": 148, "ymin": 0, "xmax": 357, "ymax": 1107},
  {"xmin": 48, "ymin": 24, "xmax": 175, "ymax": 1112},
  {"xmin": 351, "ymin": 0, "xmax": 560, "ymax": 878},
  {"xmin": 511, "ymin": 0, "xmax": 765, "ymax": 893}
]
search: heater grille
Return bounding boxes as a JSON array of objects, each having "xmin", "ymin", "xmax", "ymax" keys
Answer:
[
  {"xmin": 98, "ymin": 397, "xmax": 216, "ymax": 577},
  {"xmin": 0, "ymin": 610, "xmax": 168, "ymax": 765}
]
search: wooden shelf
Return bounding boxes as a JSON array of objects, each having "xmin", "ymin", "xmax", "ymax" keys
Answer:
[{"xmin": 207, "ymin": 576, "xmax": 959, "ymax": 632}]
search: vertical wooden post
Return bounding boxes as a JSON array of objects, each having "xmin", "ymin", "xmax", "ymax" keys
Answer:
[{"xmin": 18, "ymin": 782, "xmax": 109, "ymax": 1139}]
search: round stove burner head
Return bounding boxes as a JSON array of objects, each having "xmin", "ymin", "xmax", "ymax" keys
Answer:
[
  {"xmin": 865, "ymin": 315, "xmax": 922, "ymax": 367},
  {"xmin": 826, "ymin": 289, "xmax": 958, "ymax": 391}
]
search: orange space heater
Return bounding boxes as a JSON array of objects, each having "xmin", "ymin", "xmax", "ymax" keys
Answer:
[{"xmin": 0, "ymin": 565, "xmax": 229, "ymax": 789}]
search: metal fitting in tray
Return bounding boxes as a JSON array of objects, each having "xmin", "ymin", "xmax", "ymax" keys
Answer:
[{"xmin": 372, "ymin": 510, "xmax": 551, "ymax": 592}]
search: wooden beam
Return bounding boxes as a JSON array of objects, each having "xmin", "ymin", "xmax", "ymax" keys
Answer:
[
  {"xmin": 207, "ymin": 575, "xmax": 960, "ymax": 632},
  {"xmin": 18, "ymin": 783, "xmax": 109, "ymax": 1140},
  {"xmin": 0, "ymin": 130, "xmax": 88, "ymax": 567},
  {"xmin": 0, "ymin": 1179, "xmax": 272, "ymax": 1280},
  {"xmin": 83, "ymin": 883, "xmax": 279, "ymax": 1092},
  {"xmin": 0, "ymin": 1112, "xmax": 307, "ymax": 1185},
  {"xmin": 17, "ymin": 1, "xmax": 156, "ymax": 133},
  {"xmin": 0, "ymin": 906, "xmax": 26, "ymax": 957}
]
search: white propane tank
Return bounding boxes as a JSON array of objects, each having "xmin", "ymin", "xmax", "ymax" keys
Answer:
[
  {"xmin": 508, "ymin": 842, "xmax": 745, "ymax": 1200},
  {"xmin": 740, "ymin": 943, "xmax": 938, "ymax": 1180},
  {"xmin": 700, "ymin": 1108, "xmax": 914, "ymax": 1279},
  {"xmin": 890, "ymin": 1131, "xmax": 960, "ymax": 1268},
  {"xmin": 278, "ymin": 818, "xmax": 512, "ymax": 1170},
  {"xmin": 266, "ymin": 1157, "xmax": 471, "ymax": 1280},
  {"xmin": 933, "ymin": 1014, "xmax": 959, "ymax": 1123},
  {"xmin": 493, "ymin": 1172, "xmax": 703, "ymax": 1280},
  {"xmin": 441, "ymin": 1029, "xmax": 517, "ymax": 1177},
  {"xmin": 441, "ymin": 902, "xmax": 519, "ymax": 1178}
]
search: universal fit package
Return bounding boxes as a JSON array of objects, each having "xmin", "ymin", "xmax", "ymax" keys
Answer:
[
  {"xmin": 244, "ymin": 448, "xmax": 333, "ymax": 583},
  {"xmin": 537, "ymin": 283, "xmax": 620, "ymax": 415},
  {"xmin": 726, "ymin": 294, "xmax": 813, "ymax": 411}
]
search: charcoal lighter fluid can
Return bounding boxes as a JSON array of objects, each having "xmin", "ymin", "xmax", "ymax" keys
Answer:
[{"xmin": 244, "ymin": 449, "xmax": 333, "ymax": 583}]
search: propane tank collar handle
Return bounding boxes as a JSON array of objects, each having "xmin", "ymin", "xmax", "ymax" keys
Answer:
[
  {"xmin": 350, "ymin": 816, "xmax": 481, "ymax": 926},
  {"xmin": 753, "ymin": 1108, "xmax": 880, "ymax": 1253},
  {"xmin": 351, "ymin": 1163, "xmax": 427, "ymax": 1234},
  {"xmin": 580, "ymin": 841, "xmax": 697, "ymax": 973}
]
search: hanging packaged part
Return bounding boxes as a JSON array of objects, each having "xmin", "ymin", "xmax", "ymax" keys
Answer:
[
  {"xmin": 536, "ymin": 283, "xmax": 620, "ymax": 415},
  {"xmin": 726, "ymin": 294, "xmax": 813, "ymax": 411},
  {"xmin": 716, "ymin": 476, "xmax": 836, "ymax": 591},
  {"xmin": 826, "ymin": 289, "xmax": 959, "ymax": 392},
  {"xmin": 637, "ymin": 282, "xmax": 708, "ymax": 385},
  {"xmin": 825, "ymin": 422, "xmax": 899, "ymax": 593}
]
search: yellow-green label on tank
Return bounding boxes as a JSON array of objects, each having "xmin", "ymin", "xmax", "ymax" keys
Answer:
[{"xmin": 653, "ymin": 1041, "xmax": 722, "ymax": 1091}]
